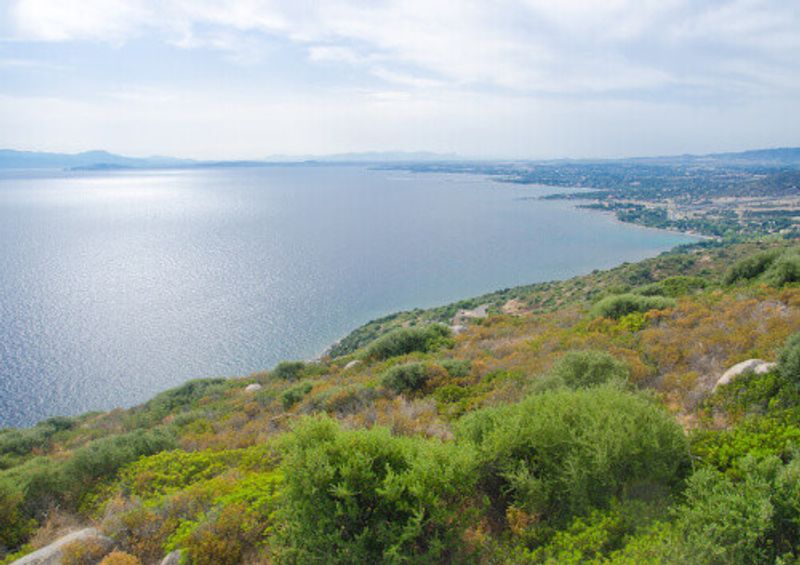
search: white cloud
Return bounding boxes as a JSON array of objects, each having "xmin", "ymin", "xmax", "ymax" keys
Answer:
[{"xmin": 1, "ymin": 0, "xmax": 799, "ymax": 157}]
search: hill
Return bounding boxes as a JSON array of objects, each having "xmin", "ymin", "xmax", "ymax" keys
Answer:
[{"xmin": 3, "ymin": 237, "xmax": 800, "ymax": 563}]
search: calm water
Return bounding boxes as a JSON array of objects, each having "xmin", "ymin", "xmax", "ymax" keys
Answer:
[{"xmin": 0, "ymin": 166, "xmax": 696, "ymax": 427}]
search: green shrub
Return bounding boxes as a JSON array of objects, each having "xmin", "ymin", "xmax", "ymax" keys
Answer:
[
  {"xmin": 634, "ymin": 276, "xmax": 707, "ymax": 298},
  {"xmin": 271, "ymin": 361, "xmax": 306, "ymax": 381},
  {"xmin": 441, "ymin": 359, "xmax": 472, "ymax": 378},
  {"xmin": 548, "ymin": 350, "xmax": 629, "ymax": 389},
  {"xmin": 779, "ymin": 332, "xmax": 800, "ymax": 387},
  {"xmin": 363, "ymin": 324, "xmax": 452, "ymax": 361},
  {"xmin": 0, "ymin": 479, "xmax": 34, "ymax": 552},
  {"xmin": 131, "ymin": 379, "xmax": 227, "ymax": 426},
  {"xmin": 723, "ymin": 249, "xmax": 781, "ymax": 285},
  {"xmin": 591, "ymin": 294, "xmax": 675, "ymax": 320},
  {"xmin": 671, "ymin": 455, "xmax": 800, "ymax": 564},
  {"xmin": 276, "ymin": 416, "xmax": 477, "ymax": 563},
  {"xmin": 457, "ymin": 386, "xmax": 689, "ymax": 527},
  {"xmin": 281, "ymin": 382, "xmax": 313, "ymax": 409},
  {"xmin": 381, "ymin": 362, "xmax": 430, "ymax": 395},
  {"xmin": 764, "ymin": 254, "xmax": 800, "ymax": 286}
]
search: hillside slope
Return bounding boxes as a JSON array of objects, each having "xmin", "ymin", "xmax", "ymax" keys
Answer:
[{"xmin": 4, "ymin": 238, "xmax": 800, "ymax": 563}]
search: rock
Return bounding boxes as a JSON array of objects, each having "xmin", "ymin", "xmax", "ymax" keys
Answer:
[
  {"xmin": 12, "ymin": 528, "xmax": 114, "ymax": 565},
  {"xmin": 451, "ymin": 304, "xmax": 489, "ymax": 326},
  {"xmin": 450, "ymin": 324, "xmax": 467, "ymax": 335},
  {"xmin": 244, "ymin": 383, "xmax": 262, "ymax": 393},
  {"xmin": 159, "ymin": 550, "xmax": 182, "ymax": 565},
  {"xmin": 714, "ymin": 359, "xmax": 777, "ymax": 390},
  {"xmin": 344, "ymin": 360, "xmax": 361, "ymax": 370}
]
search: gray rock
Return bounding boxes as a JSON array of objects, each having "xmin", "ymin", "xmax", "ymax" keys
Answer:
[
  {"xmin": 344, "ymin": 360, "xmax": 361, "ymax": 370},
  {"xmin": 244, "ymin": 383, "xmax": 262, "ymax": 393},
  {"xmin": 714, "ymin": 359, "xmax": 777, "ymax": 390},
  {"xmin": 160, "ymin": 550, "xmax": 182, "ymax": 565},
  {"xmin": 12, "ymin": 528, "xmax": 114, "ymax": 565}
]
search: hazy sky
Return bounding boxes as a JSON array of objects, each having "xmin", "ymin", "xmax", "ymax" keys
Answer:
[{"xmin": 0, "ymin": 0, "xmax": 798, "ymax": 159}]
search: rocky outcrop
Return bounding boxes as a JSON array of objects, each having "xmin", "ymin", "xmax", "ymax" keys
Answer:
[
  {"xmin": 344, "ymin": 359, "xmax": 362, "ymax": 370},
  {"xmin": 714, "ymin": 359, "xmax": 777, "ymax": 390},
  {"xmin": 244, "ymin": 383, "xmax": 263, "ymax": 393},
  {"xmin": 12, "ymin": 528, "xmax": 114, "ymax": 565},
  {"xmin": 159, "ymin": 550, "xmax": 182, "ymax": 565},
  {"xmin": 451, "ymin": 304, "xmax": 489, "ymax": 327}
]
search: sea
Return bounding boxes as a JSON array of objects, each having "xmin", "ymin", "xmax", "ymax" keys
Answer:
[{"xmin": 0, "ymin": 165, "xmax": 697, "ymax": 427}]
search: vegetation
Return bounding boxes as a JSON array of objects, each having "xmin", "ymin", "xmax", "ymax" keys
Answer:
[{"xmin": 3, "ymin": 240, "xmax": 800, "ymax": 563}]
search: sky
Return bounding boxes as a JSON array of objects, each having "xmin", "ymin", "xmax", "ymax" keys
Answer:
[{"xmin": 0, "ymin": 0, "xmax": 798, "ymax": 160}]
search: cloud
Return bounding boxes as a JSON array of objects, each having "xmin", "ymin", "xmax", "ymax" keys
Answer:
[
  {"xmin": 1, "ymin": 1, "xmax": 798, "ymax": 158},
  {"xmin": 5, "ymin": 0, "xmax": 798, "ymax": 96}
]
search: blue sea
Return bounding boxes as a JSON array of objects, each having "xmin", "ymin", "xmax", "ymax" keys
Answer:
[{"xmin": 0, "ymin": 166, "xmax": 697, "ymax": 427}]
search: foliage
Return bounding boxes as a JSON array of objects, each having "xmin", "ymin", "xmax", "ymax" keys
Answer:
[
  {"xmin": 363, "ymin": 324, "xmax": 452, "ymax": 361},
  {"xmin": 281, "ymin": 382, "xmax": 313, "ymax": 409},
  {"xmin": 457, "ymin": 386, "xmax": 689, "ymax": 529},
  {"xmin": 98, "ymin": 551, "xmax": 142, "ymax": 565},
  {"xmin": 276, "ymin": 416, "xmax": 477, "ymax": 564},
  {"xmin": 271, "ymin": 361, "xmax": 306, "ymax": 381},
  {"xmin": 634, "ymin": 275, "xmax": 708, "ymax": 298},
  {"xmin": 779, "ymin": 332, "xmax": 800, "ymax": 387},
  {"xmin": 673, "ymin": 455, "xmax": 800, "ymax": 564},
  {"xmin": 764, "ymin": 254, "xmax": 800, "ymax": 287},
  {"xmin": 381, "ymin": 362, "xmax": 431, "ymax": 395},
  {"xmin": 548, "ymin": 350, "xmax": 629, "ymax": 389},
  {"xmin": 591, "ymin": 293, "xmax": 675, "ymax": 320},
  {"xmin": 724, "ymin": 249, "xmax": 781, "ymax": 284}
]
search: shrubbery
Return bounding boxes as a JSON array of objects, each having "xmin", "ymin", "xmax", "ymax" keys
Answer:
[
  {"xmin": 591, "ymin": 293, "xmax": 675, "ymax": 320},
  {"xmin": 724, "ymin": 249, "xmax": 781, "ymax": 284},
  {"xmin": 634, "ymin": 275, "xmax": 708, "ymax": 298},
  {"xmin": 381, "ymin": 362, "xmax": 431, "ymax": 395},
  {"xmin": 363, "ymin": 324, "xmax": 452, "ymax": 361},
  {"xmin": 271, "ymin": 361, "xmax": 306, "ymax": 381},
  {"xmin": 281, "ymin": 382, "xmax": 313, "ymax": 409},
  {"xmin": 276, "ymin": 416, "xmax": 477, "ymax": 563},
  {"xmin": 548, "ymin": 350, "xmax": 629, "ymax": 389},
  {"xmin": 779, "ymin": 332, "xmax": 800, "ymax": 387},
  {"xmin": 457, "ymin": 386, "xmax": 689, "ymax": 529}
]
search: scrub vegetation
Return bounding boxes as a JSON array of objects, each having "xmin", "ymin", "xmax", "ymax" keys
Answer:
[{"xmin": 4, "ymin": 239, "xmax": 800, "ymax": 563}]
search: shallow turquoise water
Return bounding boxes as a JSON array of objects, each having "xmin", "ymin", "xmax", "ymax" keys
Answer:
[{"xmin": 0, "ymin": 166, "xmax": 696, "ymax": 427}]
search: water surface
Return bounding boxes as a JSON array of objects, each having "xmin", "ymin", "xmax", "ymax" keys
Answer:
[{"xmin": 0, "ymin": 166, "xmax": 696, "ymax": 427}]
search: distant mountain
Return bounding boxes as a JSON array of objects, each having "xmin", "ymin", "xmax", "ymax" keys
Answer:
[
  {"xmin": 1, "ymin": 146, "xmax": 798, "ymax": 171},
  {"xmin": 706, "ymin": 147, "xmax": 800, "ymax": 165},
  {"xmin": 0, "ymin": 149, "xmax": 195, "ymax": 170}
]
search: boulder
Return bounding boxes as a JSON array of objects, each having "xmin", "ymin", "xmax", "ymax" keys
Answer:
[
  {"xmin": 714, "ymin": 359, "xmax": 777, "ymax": 390},
  {"xmin": 244, "ymin": 383, "xmax": 262, "ymax": 393},
  {"xmin": 344, "ymin": 360, "xmax": 361, "ymax": 370},
  {"xmin": 159, "ymin": 550, "xmax": 182, "ymax": 565},
  {"xmin": 12, "ymin": 528, "xmax": 114, "ymax": 565}
]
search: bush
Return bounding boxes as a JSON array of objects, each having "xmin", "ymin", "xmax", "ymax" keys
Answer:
[
  {"xmin": 381, "ymin": 362, "xmax": 430, "ymax": 395},
  {"xmin": 548, "ymin": 350, "xmax": 629, "ymax": 389},
  {"xmin": 276, "ymin": 416, "xmax": 477, "ymax": 563},
  {"xmin": 99, "ymin": 551, "xmax": 142, "ymax": 565},
  {"xmin": 591, "ymin": 294, "xmax": 675, "ymax": 320},
  {"xmin": 764, "ymin": 254, "xmax": 800, "ymax": 287},
  {"xmin": 671, "ymin": 455, "xmax": 800, "ymax": 564},
  {"xmin": 723, "ymin": 249, "xmax": 781, "ymax": 285},
  {"xmin": 132, "ymin": 379, "xmax": 227, "ymax": 426},
  {"xmin": 271, "ymin": 361, "xmax": 306, "ymax": 381},
  {"xmin": 363, "ymin": 324, "xmax": 452, "ymax": 361},
  {"xmin": 0, "ymin": 479, "xmax": 34, "ymax": 552},
  {"xmin": 634, "ymin": 276, "xmax": 707, "ymax": 298},
  {"xmin": 778, "ymin": 332, "xmax": 800, "ymax": 387},
  {"xmin": 281, "ymin": 382, "xmax": 313, "ymax": 409},
  {"xmin": 457, "ymin": 386, "xmax": 689, "ymax": 527},
  {"xmin": 441, "ymin": 359, "xmax": 472, "ymax": 378}
]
